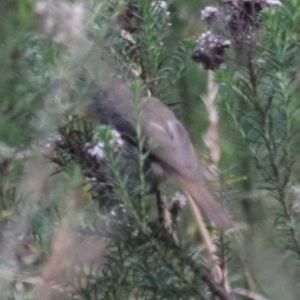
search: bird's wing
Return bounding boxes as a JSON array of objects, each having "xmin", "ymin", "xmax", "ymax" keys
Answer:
[{"xmin": 144, "ymin": 118, "xmax": 201, "ymax": 179}]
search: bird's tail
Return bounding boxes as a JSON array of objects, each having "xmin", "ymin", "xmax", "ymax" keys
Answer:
[{"xmin": 177, "ymin": 175, "xmax": 234, "ymax": 229}]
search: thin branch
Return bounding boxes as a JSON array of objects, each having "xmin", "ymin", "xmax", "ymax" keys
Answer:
[
  {"xmin": 187, "ymin": 257, "xmax": 236, "ymax": 300},
  {"xmin": 233, "ymin": 288, "xmax": 270, "ymax": 300},
  {"xmin": 185, "ymin": 192, "xmax": 228, "ymax": 289},
  {"xmin": 202, "ymin": 70, "xmax": 220, "ymax": 171}
]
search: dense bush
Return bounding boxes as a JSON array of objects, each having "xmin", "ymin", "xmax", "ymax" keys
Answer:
[{"xmin": 1, "ymin": 0, "xmax": 300, "ymax": 300}]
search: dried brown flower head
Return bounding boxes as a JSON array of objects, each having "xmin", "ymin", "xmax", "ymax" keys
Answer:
[{"xmin": 192, "ymin": 32, "xmax": 231, "ymax": 70}]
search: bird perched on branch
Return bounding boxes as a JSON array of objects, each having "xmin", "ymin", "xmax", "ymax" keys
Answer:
[{"xmin": 91, "ymin": 78, "xmax": 233, "ymax": 228}]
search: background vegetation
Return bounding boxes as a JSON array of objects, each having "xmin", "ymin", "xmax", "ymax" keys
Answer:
[{"xmin": 1, "ymin": 0, "xmax": 300, "ymax": 299}]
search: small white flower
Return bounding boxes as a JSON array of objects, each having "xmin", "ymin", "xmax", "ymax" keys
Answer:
[
  {"xmin": 85, "ymin": 142, "xmax": 105, "ymax": 160},
  {"xmin": 132, "ymin": 229, "xmax": 139, "ymax": 236},
  {"xmin": 110, "ymin": 129, "xmax": 124, "ymax": 152},
  {"xmin": 42, "ymin": 134, "xmax": 62, "ymax": 148},
  {"xmin": 223, "ymin": 0, "xmax": 282, "ymax": 8},
  {"xmin": 200, "ymin": 6, "xmax": 219, "ymax": 22},
  {"xmin": 171, "ymin": 192, "xmax": 186, "ymax": 207},
  {"xmin": 223, "ymin": 40, "xmax": 231, "ymax": 47},
  {"xmin": 192, "ymin": 31, "xmax": 231, "ymax": 70},
  {"xmin": 151, "ymin": 0, "xmax": 171, "ymax": 17},
  {"xmin": 264, "ymin": 0, "xmax": 282, "ymax": 7},
  {"xmin": 151, "ymin": 0, "xmax": 167, "ymax": 10},
  {"xmin": 111, "ymin": 129, "xmax": 121, "ymax": 141}
]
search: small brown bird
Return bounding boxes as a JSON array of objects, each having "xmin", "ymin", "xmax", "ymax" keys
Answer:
[{"xmin": 92, "ymin": 79, "xmax": 233, "ymax": 228}]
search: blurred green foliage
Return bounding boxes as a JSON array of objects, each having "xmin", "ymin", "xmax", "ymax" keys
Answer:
[{"xmin": 1, "ymin": 0, "xmax": 300, "ymax": 299}]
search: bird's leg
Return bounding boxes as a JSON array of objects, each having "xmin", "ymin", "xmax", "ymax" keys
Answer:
[{"xmin": 155, "ymin": 188, "xmax": 164, "ymax": 225}]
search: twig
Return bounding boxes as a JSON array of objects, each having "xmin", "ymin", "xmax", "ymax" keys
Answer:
[
  {"xmin": 201, "ymin": 70, "xmax": 231, "ymax": 292},
  {"xmin": 184, "ymin": 192, "xmax": 225, "ymax": 285},
  {"xmin": 202, "ymin": 70, "xmax": 220, "ymax": 173},
  {"xmin": 148, "ymin": 223, "xmax": 234, "ymax": 300},
  {"xmin": 233, "ymin": 288, "xmax": 270, "ymax": 300},
  {"xmin": 187, "ymin": 257, "xmax": 236, "ymax": 300}
]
